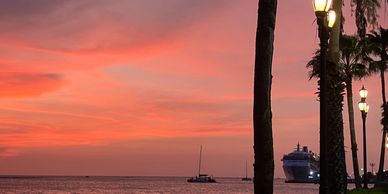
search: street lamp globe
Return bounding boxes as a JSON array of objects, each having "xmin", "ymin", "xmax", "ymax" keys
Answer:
[
  {"xmin": 327, "ymin": 10, "xmax": 336, "ymax": 28},
  {"xmin": 359, "ymin": 86, "xmax": 368, "ymax": 99},
  {"xmin": 358, "ymin": 102, "xmax": 368, "ymax": 112},
  {"xmin": 386, "ymin": 135, "xmax": 388, "ymax": 148},
  {"xmin": 313, "ymin": 0, "xmax": 333, "ymax": 12}
]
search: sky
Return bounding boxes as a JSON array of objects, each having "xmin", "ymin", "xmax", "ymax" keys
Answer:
[{"xmin": 0, "ymin": 0, "xmax": 387, "ymax": 178}]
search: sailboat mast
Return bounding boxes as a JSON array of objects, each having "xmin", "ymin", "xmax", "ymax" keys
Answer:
[
  {"xmin": 245, "ymin": 160, "xmax": 248, "ymax": 178},
  {"xmin": 198, "ymin": 145, "xmax": 202, "ymax": 176}
]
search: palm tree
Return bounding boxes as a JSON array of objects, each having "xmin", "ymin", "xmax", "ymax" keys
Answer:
[
  {"xmin": 309, "ymin": 51, "xmax": 348, "ymax": 193},
  {"xmin": 253, "ymin": 0, "xmax": 277, "ymax": 193},
  {"xmin": 366, "ymin": 27, "xmax": 388, "ymax": 184},
  {"xmin": 351, "ymin": 0, "xmax": 382, "ymax": 186},
  {"xmin": 326, "ymin": 1, "xmax": 348, "ymax": 192},
  {"xmin": 339, "ymin": 35, "xmax": 368, "ymax": 189},
  {"xmin": 351, "ymin": 0, "xmax": 380, "ymax": 38},
  {"xmin": 307, "ymin": 35, "xmax": 368, "ymax": 189},
  {"xmin": 307, "ymin": 2, "xmax": 347, "ymax": 192}
]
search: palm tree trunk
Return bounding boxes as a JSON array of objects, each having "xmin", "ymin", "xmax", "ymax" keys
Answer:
[
  {"xmin": 253, "ymin": 0, "xmax": 277, "ymax": 193},
  {"xmin": 345, "ymin": 81, "xmax": 362, "ymax": 188},
  {"xmin": 355, "ymin": 0, "xmax": 366, "ymax": 38},
  {"xmin": 377, "ymin": 67, "xmax": 387, "ymax": 183},
  {"xmin": 327, "ymin": 71, "xmax": 347, "ymax": 193},
  {"xmin": 377, "ymin": 127, "xmax": 387, "ymax": 182},
  {"xmin": 327, "ymin": 0, "xmax": 348, "ymax": 193}
]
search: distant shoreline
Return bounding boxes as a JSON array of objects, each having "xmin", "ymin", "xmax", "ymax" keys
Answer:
[{"xmin": 0, "ymin": 175, "xmax": 269, "ymax": 179}]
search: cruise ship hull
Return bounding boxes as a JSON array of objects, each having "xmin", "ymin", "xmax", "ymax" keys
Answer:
[
  {"xmin": 283, "ymin": 163, "xmax": 319, "ymax": 183},
  {"xmin": 282, "ymin": 144, "xmax": 319, "ymax": 183}
]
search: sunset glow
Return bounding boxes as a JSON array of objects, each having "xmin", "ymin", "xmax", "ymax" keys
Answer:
[{"xmin": 0, "ymin": 0, "xmax": 387, "ymax": 178}]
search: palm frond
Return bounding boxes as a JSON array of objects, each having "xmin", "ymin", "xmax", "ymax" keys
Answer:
[
  {"xmin": 366, "ymin": 27, "xmax": 388, "ymax": 73},
  {"xmin": 306, "ymin": 49, "xmax": 320, "ymax": 80}
]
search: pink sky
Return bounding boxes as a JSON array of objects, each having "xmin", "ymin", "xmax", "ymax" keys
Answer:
[{"xmin": 0, "ymin": 0, "xmax": 387, "ymax": 178}]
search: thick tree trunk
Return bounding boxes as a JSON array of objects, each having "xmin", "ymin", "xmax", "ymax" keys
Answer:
[
  {"xmin": 253, "ymin": 0, "xmax": 277, "ymax": 194},
  {"xmin": 345, "ymin": 81, "xmax": 362, "ymax": 188},
  {"xmin": 326, "ymin": 70, "xmax": 347, "ymax": 193},
  {"xmin": 377, "ymin": 67, "xmax": 387, "ymax": 183},
  {"xmin": 327, "ymin": 0, "xmax": 348, "ymax": 193}
]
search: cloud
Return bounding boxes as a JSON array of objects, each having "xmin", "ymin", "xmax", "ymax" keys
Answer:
[
  {"xmin": 0, "ymin": 84, "xmax": 252, "ymax": 158},
  {"xmin": 0, "ymin": 0, "xmax": 255, "ymax": 169},
  {"xmin": 0, "ymin": 73, "xmax": 64, "ymax": 97},
  {"xmin": 0, "ymin": 0, "xmax": 238, "ymax": 77},
  {"xmin": 0, "ymin": 118, "xmax": 129, "ymax": 158},
  {"xmin": 0, "ymin": 147, "xmax": 19, "ymax": 157},
  {"xmin": 0, "ymin": 0, "xmax": 232, "ymax": 52}
]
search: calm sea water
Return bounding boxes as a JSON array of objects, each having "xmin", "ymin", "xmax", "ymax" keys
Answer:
[{"xmin": 0, "ymin": 176, "xmax": 320, "ymax": 194}]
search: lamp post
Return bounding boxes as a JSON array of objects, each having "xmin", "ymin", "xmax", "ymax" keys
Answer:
[
  {"xmin": 358, "ymin": 85, "xmax": 369, "ymax": 189},
  {"xmin": 312, "ymin": 1, "xmax": 336, "ymax": 194}
]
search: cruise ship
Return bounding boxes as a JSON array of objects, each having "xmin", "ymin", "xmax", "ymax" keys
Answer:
[{"xmin": 281, "ymin": 143, "xmax": 320, "ymax": 183}]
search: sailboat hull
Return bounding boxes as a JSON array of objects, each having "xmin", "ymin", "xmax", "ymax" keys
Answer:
[{"xmin": 187, "ymin": 176, "xmax": 217, "ymax": 183}]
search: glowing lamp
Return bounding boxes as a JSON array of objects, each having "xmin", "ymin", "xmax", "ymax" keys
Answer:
[
  {"xmin": 358, "ymin": 102, "xmax": 369, "ymax": 113},
  {"xmin": 327, "ymin": 10, "xmax": 336, "ymax": 28},
  {"xmin": 359, "ymin": 85, "xmax": 368, "ymax": 98},
  {"xmin": 386, "ymin": 135, "xmax": 388, "ymax": 148},
  {"xmin": 313, "ymin": 0, "xmax": 332, "ymax": 12}
]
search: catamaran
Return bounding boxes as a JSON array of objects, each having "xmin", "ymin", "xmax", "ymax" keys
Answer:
[{"xmin": 187, "ymin": 145, "xmax": 217, "ymax": 183}]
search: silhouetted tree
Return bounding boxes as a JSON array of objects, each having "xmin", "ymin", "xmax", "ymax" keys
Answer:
[
  {"xmin": 307, "ymin": 1, "xmax": 347, "ymax": 192},
  {"xmin": 351, "ymin": 0, "xmax": 380, "ymax": 38},
  {"xmin": 307, "ymin": 35, "xmax": 368, "ymax": 189},
  {"xmin": 366, "ymin": 27, "xmax": 388, "ymax": 184},
  {"xmin": 339, "ymin": 35, "xmax": 368, "ymax": 189},
  {"xmin": 307, "ymin": 38, "xmax": 369, "ymax": 191},
  {"xmin": 327, "ymin": 1, "xmax": 348, "ymax": 192},
  {"xmin": 253, "ymin": 0, "xmax": 277, "ymax": 193}
]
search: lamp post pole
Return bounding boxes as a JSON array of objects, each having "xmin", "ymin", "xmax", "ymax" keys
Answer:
[
  {"xmin": 316, "ymin": 11, "xmax": 329, "ymax": 194},
  {"xmin": 358, "ymin": 85, "xmax": 369, "ymax": 189},
  {"xmin": 313, "ymin": 2, "xmax": 335, "ymax": 193},
  {"xmin": 362, "ymin": 110, "xmax": 367, "ymax": 188}
]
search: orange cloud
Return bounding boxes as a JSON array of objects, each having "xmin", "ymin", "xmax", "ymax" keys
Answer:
[{"xmin": 0, "ymin": 73, "xmax": 64, "ymax": 97}]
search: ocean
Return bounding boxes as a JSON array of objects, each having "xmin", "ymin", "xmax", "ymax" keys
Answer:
[{"xmin": 0, "ymin": 176, "xmax": 321, "ymax": 194}]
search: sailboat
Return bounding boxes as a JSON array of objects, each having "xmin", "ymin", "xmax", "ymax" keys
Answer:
[
  {"xmin": 187, "ymin": 145, "xmax": 217, "ymax": 183},
  {"xmin": 241, "ymin": 160, "xmax": 252, "ymax": 181}
]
